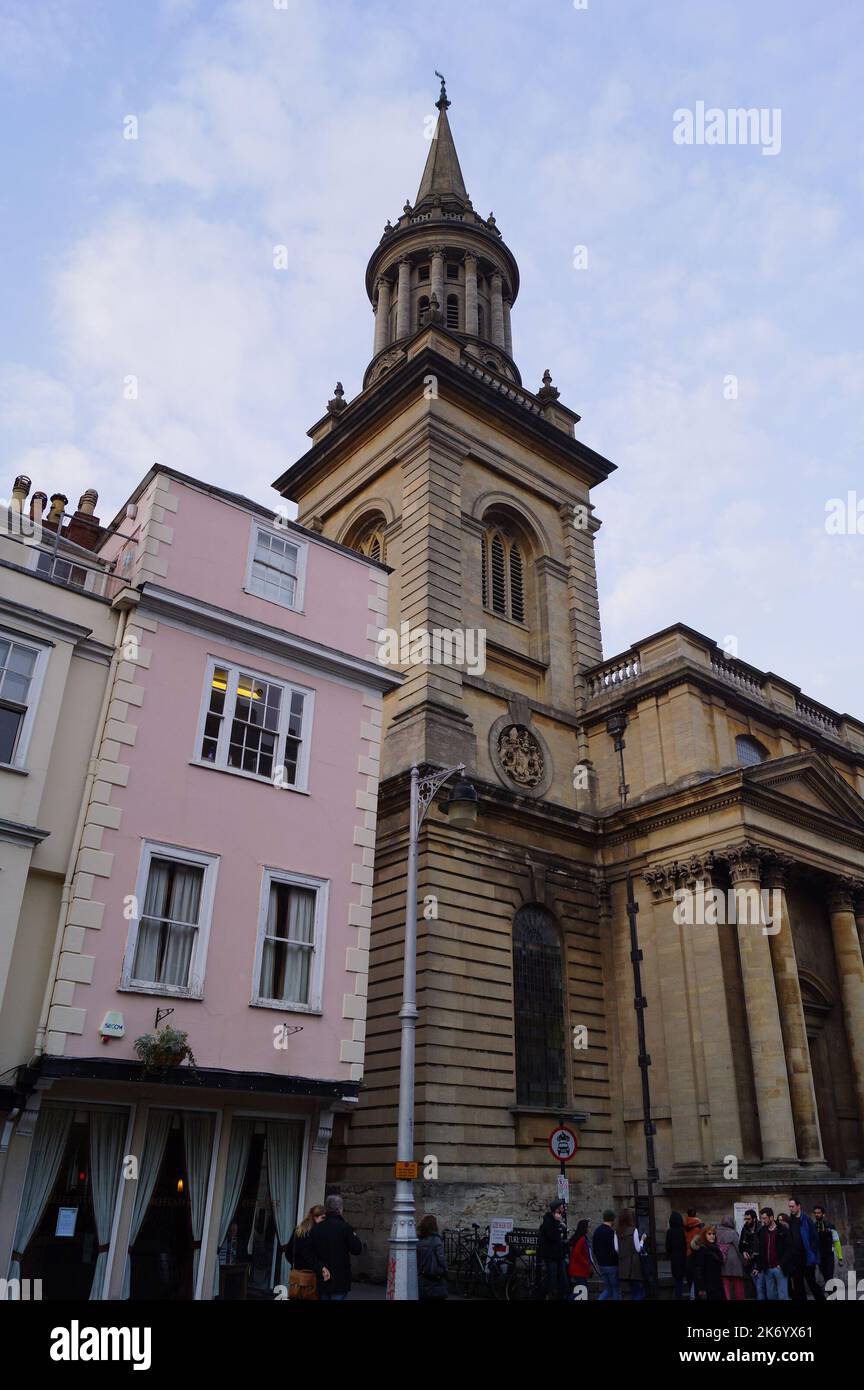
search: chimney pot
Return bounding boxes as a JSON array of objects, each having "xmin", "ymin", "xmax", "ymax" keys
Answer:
[{"xmin": 11, "ymin": 476, "xmax": 31, "ymax": 511}]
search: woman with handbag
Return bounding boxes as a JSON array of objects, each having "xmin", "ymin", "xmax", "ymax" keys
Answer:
[{"xmin": 285, "ymin": 1205, "xmax": 330, "ymax": 1301}]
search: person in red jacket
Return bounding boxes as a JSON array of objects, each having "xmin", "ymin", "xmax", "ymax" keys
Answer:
[{"xmin": 568, "ymin": 1219, "xmax": 593, "ymax": 1300}]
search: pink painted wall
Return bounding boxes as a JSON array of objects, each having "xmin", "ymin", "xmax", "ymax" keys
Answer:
[{"xmin": 64, "ymin": 477, "xmax": 385, "ymax": 1080}]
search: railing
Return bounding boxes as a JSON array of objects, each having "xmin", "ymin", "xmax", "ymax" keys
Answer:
[
  {"xmin": 795, "ymin": 696, "xmax": 841, "ymax": 734},
  {"xmin": 585, "ymin": 652, "xmax": 641, "ymax": 698},
  {"xmin": 709, "ymin": 651, "xmax": 766, "ymax": 698},
  {"xmin": 460, "ymin": 358, "xmax": 542, "ymax": 414}
]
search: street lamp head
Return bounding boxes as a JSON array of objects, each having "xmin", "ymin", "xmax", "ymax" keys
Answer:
[
  {"xmin": 605, "ymin": 710, "xmax": 628, "ymax": 742},
  {"xmin": 444, "ymin": 774, "xmax": 478, "ymax": 827}
]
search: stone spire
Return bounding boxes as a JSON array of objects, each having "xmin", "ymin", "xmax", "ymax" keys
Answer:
[{"xmin": 415, "ymin": 74, "xmax": 469, "ymax": 209}]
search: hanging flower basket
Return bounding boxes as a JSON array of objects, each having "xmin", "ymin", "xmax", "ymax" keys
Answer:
[{"xmin": 134, "ymin": 1025, "xmax": 197, "ymax": 1072}]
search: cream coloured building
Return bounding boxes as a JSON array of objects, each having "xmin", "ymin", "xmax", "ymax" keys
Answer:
[{"xmin": 275, "ymin": 82, "xmax": 864, "ymax": 1270}]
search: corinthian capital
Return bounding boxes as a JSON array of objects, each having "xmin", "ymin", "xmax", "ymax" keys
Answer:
[
  {"xmin": 643, "ymin": 862, "xmax": 681, "ymax": 901},
  {"xmin": 723, "ymin": 840, "xmax": 765, "ymax": 885},
  {"xmin": 829, "ymin": 875, "xmax": 864, "ymax": 914},
  {"xmin": 760, "ymin": 851, "xmax": 795, "ymax": 890}
]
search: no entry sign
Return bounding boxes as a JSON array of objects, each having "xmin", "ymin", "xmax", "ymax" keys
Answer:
[{"xmin": 548, "ymin": 1126, "xmax": 578, "ymax": 1163}]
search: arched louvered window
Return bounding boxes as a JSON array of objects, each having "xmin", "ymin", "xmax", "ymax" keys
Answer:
[
  {"xmin": 481, "ymin": 527, "xmax": 527, "ymax": 623},
  {"xmin": 477, "ymin": 304, "xmax": 485, "ymax": 337},
  {"xmin": 418, "ymin": 295, "xmax": 430, "ymax": 328},
  {"xmin": 350, "ymin": 516, "xmax": 387, "ymax": 564},
  {"xmin": 446, "ymin": 294, "xmax": 459, "ymax": 329},
  {"xmin": 736, "ymin": 734, "xmax": 768, "ymax": 766},
  {"xmin": 513, "ymin": 905, "xmax": 567, "ymax": 1109}
]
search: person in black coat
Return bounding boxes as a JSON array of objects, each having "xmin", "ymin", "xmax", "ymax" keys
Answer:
[
  {"xmin": 692, "ymin": 1227, "xmax": 725, "ymax": 1301},
  {"xmin": 738, "ymin": 1209, "xmax": 759, "ymax": 1297},
  {"xmin": 665, "ymin": 1211, "xmax": 688, "ymax": 1299},
  {"xmin": 308, "ymin": 1195, "xmax": 363, "ymax": 1300},
  {"xmin": 537, "ymin": 1200, "xmax": 569, "ymax": 1300}
]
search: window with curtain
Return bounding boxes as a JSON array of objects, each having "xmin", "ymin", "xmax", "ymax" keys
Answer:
[
  {"xmin": 254, "ymin": 872, "xmax": 327, "ymax": 1009},
  {"xmin": 197, "ymin": 660, "xmax": 311, "ymax": 790},
  {"xmin": 0, "ymin": 634, "xmax": 42, "ymax": 766},
  {"xmin": 124, "ymin": 843, "xmax": 218, "ymax": 995},
  {"xmin": 246, "ymin": 524, "xmax": 305, "ymax": 610},
  {"xmin": 481, "ymin": 527, "xmax": 526, "ymax": 623},
  {"xmin": 512, "ymin": 905, "xmax": 567, "ymax": 1109}
]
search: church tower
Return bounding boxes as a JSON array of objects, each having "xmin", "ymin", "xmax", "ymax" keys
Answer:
[{"xmin": 274, "ymin": 79, "xmax": 619, "ymax": 1257}]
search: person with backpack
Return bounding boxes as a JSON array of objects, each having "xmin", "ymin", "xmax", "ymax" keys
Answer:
[{"xmin": 416, "ymin": 1213, "xmax": 448, "ymax": 1300}]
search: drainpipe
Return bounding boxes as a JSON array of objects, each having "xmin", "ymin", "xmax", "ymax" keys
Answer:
[{"xmin": 33, "ymin": 596, "xmax": 137, "ymax": 1057}]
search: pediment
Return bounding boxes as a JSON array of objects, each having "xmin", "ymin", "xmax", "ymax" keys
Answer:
[{"xmin": 744, "ymin": 753, "xmax": 864, "ymax": 829}]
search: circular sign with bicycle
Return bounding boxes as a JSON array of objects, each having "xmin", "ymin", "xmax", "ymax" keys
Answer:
[{"xmin": 548, "ymin": 1126, "xmax": 578, "ymax": 1162}]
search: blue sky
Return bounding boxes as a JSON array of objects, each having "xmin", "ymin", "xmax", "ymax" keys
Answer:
[{"xmin": 1, "ymin": 0, "xmax": 861, "ymax": 712}]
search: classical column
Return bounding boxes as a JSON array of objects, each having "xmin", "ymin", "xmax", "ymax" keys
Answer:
[
  {"xmin": 727, "ymin": 844, "xmax": 798, "ymax": 1162},
  {"xmin": 373, "ymin": 277, "xmax": 391, "ymax": 355},
  {"xmin": 503, "ymin": 298, "xmax": 513, "ymax": 356},
  {"xmin": 642, "ymin": 863, "xmax": 703, "ymax": 1169},
  {"xmin": 395, "ymin": 258, "xmax": 411, "ymax": 339},
  {"xmin": 430, "ymin": 247, "xmax": 445, "ymax": 318},
  {"xmin": 763, "ymin": 856, "xmax": 824, "ymax": 1163},
  {"xmin": 829, "ymin": 877, "xmax": 864, "ymax": 1152},
  {"xmin": 855, "ymin": 890, "xmax": 864, "ymax": 961},
  {"xmin": 464, "ymin": 254, "xmax": 478, "ymax": 336},
  {"xmin": 490, "ymin": 272, "xmax": 505, "ymax": 348}
]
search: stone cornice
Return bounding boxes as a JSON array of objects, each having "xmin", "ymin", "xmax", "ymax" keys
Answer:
[
  {"xmin": 0, "ymin": 816, "xmax": 50, "ymax": 847},
  {"xmin": 137, "ymin": 584, "xmax": 402, "ymax": 695},
  {"xmin": 275, "ymin": 343, "xmax": 615, "ymax": 502}
]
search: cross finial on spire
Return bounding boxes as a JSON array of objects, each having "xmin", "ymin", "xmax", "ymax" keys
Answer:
[{"xmin": 434, "ymin": 70, "xmax": 450, "ymax": 110}]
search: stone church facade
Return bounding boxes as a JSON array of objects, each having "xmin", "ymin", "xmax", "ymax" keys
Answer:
[{"xmin": 274, "ymin": 82, "xmax": 864, "ymax": 1270}]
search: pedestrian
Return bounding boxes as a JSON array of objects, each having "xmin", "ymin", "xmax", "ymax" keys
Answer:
[
  {"xmin": 738, "ymin": 1208, "xmax": 760, "ymax": 1298},
  {"xmin": 284, "ymin": 1204, "xmax": 328, "ymax": 1301},
  {"xmin": 717, "ymin": 1215, "xmax": 746, "ymax": 1301},
  {"xmin": 309, "ymin": 1194, "xmax": 363, "ymax": 1301},
  {"xmin": 592, "ymin": 1209, "xmax": 620, "ymax": 1301},
  {"xmin": 812, "ymin": 1206, "xmax": 842, "ymax": 1288},
  {"xmin": 537, "ymin": 1199, "xmax": 569, "ymax": 1300},
  {"xmin": 665, "ymin": 1211, "xmax": 688, "ymax": 1300},
  {"xmin": 786, "ymin": 1197, "xmax": 825, "ymax": 1302},
  {"xmin": 755, "ymin": 1207, "xmax": 789, "ymax": 1301},
  {"xmin": 616, "ymin": 1209, "xmax": 646, "ymax": 1301},
  {"xmin": 692, "ymin": 1226, "xmax": 725, "ymax": 1301},
  {"xmin": 416, "ymin": 1213, "xmax": 448, "ymax": 1301},
  {"xmin": 683, "ymin": 1208, "xmax": 703, "ymax": 1299},
  {"xmin": 567, "ymin": 1218, "xmax": 592, "ymax": 1300}
]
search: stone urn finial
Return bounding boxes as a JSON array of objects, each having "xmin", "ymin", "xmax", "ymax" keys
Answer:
[
  {"xmin": 327, "ymin": 381, "xmax": 347, "ymax": 415},
  {"xmin": 538, "ymin": 369, "xmax": 560, "ymax": 402}
]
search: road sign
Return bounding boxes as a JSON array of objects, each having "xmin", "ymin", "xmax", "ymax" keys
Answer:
[
  {"xmin": 557, "ymin": 1175, "xmax": 570, "ymax": 1205},
  {"xmin": 548, "ymin": 1126, "xmax": 578, "ymax": 1163},
  {"xmin": 394, "ymin": 1161, "xmax": 419, "ymax": 1180}
]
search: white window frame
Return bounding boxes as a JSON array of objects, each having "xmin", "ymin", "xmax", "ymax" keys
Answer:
[
  {"xmin": 244, "ymin": 521, "xmax": 307, "ymax": 613},
  {"xmin": 120, "ymin": 839, "xmax": 220, "ymax": 998},
  {"xmin": 250, "ymin": 867, "xmax": 329, "ymax": 1014},
  {"xmin": 0, "ymin": 629, "xmax": 49, "ymax": 771},
  {"xmin": 192, "ymin": 656, "xmax": 314, "ymax": 793}
]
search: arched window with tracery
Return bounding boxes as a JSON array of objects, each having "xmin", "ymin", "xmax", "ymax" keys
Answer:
[
  {"xmin": 512, "ymin": 904, "xmax": 567, "ymax": 1108},
  {"xmin": 481, "ymin": 525, "xmax": 526, "ymax": 623}
]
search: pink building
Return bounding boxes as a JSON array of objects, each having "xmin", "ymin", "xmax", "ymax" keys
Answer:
[{"xmin": 0, "ymin": 466, "xmax": 397, "ymax": 1300}]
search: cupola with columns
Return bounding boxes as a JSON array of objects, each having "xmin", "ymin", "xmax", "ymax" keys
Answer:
[{"xmin": 364, "ymin": 75, "xmax": 521, "ymax": 388}]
